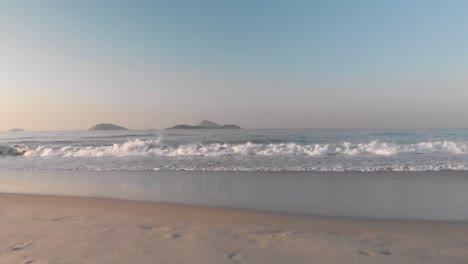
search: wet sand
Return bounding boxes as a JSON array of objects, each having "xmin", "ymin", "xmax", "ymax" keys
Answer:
[
  {"xmin": 1, "ymin": 170, "xmax": 468, "ymax": 220},
  {"xmin": 1, "ymin": 193, "xmax": 468, "ymax": 264}
]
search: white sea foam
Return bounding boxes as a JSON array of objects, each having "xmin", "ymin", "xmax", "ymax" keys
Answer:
[
  {"xmin": 150, "ymin": 164, "xmax": 468, "ymax": 172},
  {"xmin": 12, "ymin": 139, "xmax": 468, "ymax": 157}
]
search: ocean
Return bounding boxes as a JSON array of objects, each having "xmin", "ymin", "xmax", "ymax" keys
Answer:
[
  {"xmin": 2, "ymin": 129, "xmax": 468, "ymax": 220},
  {"xmin": 1, "ymin": 129, "xmax": 468, "ymax": 172}
]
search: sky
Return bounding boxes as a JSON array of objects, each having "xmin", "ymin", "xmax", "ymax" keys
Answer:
[{"xmin": 1, "ymin": 0, "xmax": 468, "ymax": 130}]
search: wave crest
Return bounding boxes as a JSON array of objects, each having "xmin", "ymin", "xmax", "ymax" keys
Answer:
[
  {"xmin": 0, "ymin": 146, "xmax": 27, "ymax": 156},
  {"xmin": 16, "ymin": 139, "xmax": 468, "ymax": 157}
]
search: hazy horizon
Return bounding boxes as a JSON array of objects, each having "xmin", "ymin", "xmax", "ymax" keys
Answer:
[
  {"xmin": 2, "ymin": 0, "xmax": 468, "ymax": 131},
  {"xmin": 6, "ymin": 123, "xmax": 468, "ymax": 132}
]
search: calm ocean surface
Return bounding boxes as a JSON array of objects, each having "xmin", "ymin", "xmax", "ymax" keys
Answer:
[{"xmin": 2, "ymin": 129, "xmax": 468, "ymax": 172}]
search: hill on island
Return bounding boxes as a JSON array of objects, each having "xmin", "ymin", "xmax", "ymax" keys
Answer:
[
  {"xmin": 88, "ymin": 123, "xmax": 128, "ymax": 131},
  {"xmin": 8, "ymin": 128, "xmax": 24, "ymax": 132},
  {"xmin": 199, "ymin": 120, "xmax": 220, "ymax": 128},
  {"xmin": 168, "ymin": 120, "xmax": 242, "ymax": 130}
]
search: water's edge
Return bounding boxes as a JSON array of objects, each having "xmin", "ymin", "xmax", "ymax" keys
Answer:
[{"xmin": 0, "ymin": 170, "xmax": 467, "ymax": 221}]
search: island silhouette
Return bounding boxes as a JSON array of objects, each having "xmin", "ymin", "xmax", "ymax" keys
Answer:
[
  {"xmin": 168, "ymin": 120, "xmax": 242, "ymax": 129},
  {"xmin": 88, "ymin": 123, "xmax": 128, "ymax": 131}
]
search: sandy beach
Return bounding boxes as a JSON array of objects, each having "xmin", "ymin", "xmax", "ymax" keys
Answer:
[{"xmin": 1, "ymin": 193, "xmax": 467, "ymax": 264}]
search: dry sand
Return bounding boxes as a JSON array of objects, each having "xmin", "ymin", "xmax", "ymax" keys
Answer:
[{"xmin": 0, "ymin": 193, "xmax": 467, "ymax": 264}]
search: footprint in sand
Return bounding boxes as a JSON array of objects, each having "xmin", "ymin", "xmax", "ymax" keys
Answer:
[
  {"xmin": 23, "ymin": 259, "xmax": 49, "ymax": 264},
  {"xmin": 251, "ymin": 229, "xmax": 295, "ymax": 238},
  {"xmin": 138, "ymin": 225, "xmax": 173, "ymax": 232},
  {"xmin": 358, "ymin": 235, "xmax": 393, "ymax": 256},
  {"xmin": 138, "ymin": 225, "xmax": 157, "ymax": 230},
  {"xmin": 359, "ymin": 250, "xmax": 392, "ymax": 256},
  {"xmin": 228, "ymin": 253, "xmax": 244, "ymax": 263},
  {"xmin": 48, "ymin": 217, "xmax": 69, "ymax": 222},
  {"xmin": 379, "ymin": 250, "xmax": 392, "ymax": 255},
  {"xmin": 358, "ymin": 251, "xmax": 376, "ymax": 256},
  {"xmin": 8, "ymin": 242, "xmax": 31, "ymax": 251},
  {"xmin": 161, "ymin": 233, "xmax": 184, "ymax": 239},
  {"xmin": 246, "ymin": 229, "xmax": 295, "ymax": 247},
  {"xmin": 171, "ymin": 233, "xmax": 183, "ymax": 239},
  {"xmin": 246, "ymin": 239, "xmax": 258, "ymax": 244},
  {"xmin": 138, "ymin": 225, "xmax": 188, "ymax": 240}
]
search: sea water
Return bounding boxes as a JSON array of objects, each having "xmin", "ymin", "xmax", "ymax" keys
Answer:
[
  {"xmin": 2, "ymin": 129, "xmax": 468, "ymax": 220},
  {"xmin": 1, "ymin": 129, "xmax": 468, "ymax": 171}
]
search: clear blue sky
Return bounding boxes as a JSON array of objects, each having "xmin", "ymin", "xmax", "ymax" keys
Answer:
[{"xmin": 1, "ymin": 0, "xmax": 468, "ymax": 130}]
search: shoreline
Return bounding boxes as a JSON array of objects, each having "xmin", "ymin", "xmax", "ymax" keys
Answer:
[
  {"xmin": 1, "ymin": 170, "xmax": 468, "ymax": 221},
  {"xmin": 1, "ymin": 193, "xmax": 468, "ymax": 264}
]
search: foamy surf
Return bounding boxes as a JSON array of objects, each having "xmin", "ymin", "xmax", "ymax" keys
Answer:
[
  {"xmin": 2, "ymin": 129, "xmax": 468, "ymax": 171},
  {"xmin": 9, "ymin": 139, "xmax": 468, "ymax": 157}
]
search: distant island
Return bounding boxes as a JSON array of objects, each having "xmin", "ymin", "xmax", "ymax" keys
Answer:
[
  {"xmin": 88, "ymin": 123, "xmax": 128, "ymax": 131},
  {"xmin": 8, "ymin": 128, "xmax": 24, "ymax": 132},
  {"xmin": 168, "ymin": 120, "xmax": 242, "ymax": 130}
]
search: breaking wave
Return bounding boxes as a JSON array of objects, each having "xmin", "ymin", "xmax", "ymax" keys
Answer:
[
  {"xmin": 0, "ymin": 145, "xmax": 27, "ymax": 156},
  {"xmin": 6, "ymin": 139, "xmax": 468, "ymax": 157}
]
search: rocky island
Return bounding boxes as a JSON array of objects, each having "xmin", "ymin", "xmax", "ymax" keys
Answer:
[
  {"xmin": 88, "ymin": 123, "xmax": 128, "ymax": 131},
  {"xmin": 168, "ymin": 120, "xmax": 242, "ymax": 130},
  {"xmin": 8, "ymin": 128, "xmax": 25, "ymax": 132}
]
